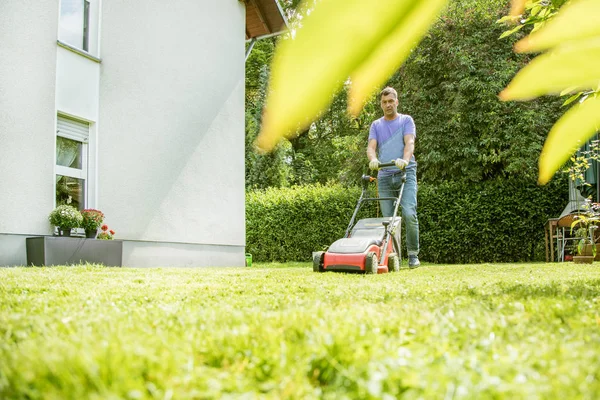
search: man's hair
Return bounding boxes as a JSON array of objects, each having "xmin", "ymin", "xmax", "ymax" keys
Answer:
[{"xmin": 380, "ymin": 87, "xmax": 398, "ymax": 100}]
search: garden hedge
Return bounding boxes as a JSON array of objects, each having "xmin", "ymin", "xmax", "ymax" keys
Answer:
[{"xmin": 246, "ymin": 177, "xmax": 568, "ymax": 263}]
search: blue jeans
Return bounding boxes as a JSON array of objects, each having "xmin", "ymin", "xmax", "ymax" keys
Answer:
[{"xmin": 378, "ymin": 168, "xmax": 420, "ymax": 256}]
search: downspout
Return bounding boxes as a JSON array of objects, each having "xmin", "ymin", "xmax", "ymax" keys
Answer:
[{"xmin": 245, "ymin": 38, "xmax": 257, "ymax": 62}]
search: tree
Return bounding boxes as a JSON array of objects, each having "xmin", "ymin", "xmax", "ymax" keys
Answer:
[
  {"xmin": 246, "ymin": 0, "xmax": 566, "ymax": 187},
  {"xmin": 387, "ymin": 0, "xmax": 564, "ymax": 183},
  {"xmin": 245, "ymin": 40, "xmax": 291, "ymax": 189},
  {"xmin": 254, "ymin": 0, "xmax": 600, "ymax": 187}
]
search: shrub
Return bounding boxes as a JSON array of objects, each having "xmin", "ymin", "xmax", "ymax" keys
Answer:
[
  {"xmin": 246, "ymin": 177, "xmax": 567, "ymax": 263},
  {"xmin": 418, "ymin": 177, "xmax": 567, "ymax": 263},
  {"xmin": 246, "ymin": 183, "xmax": 376, "ymax": 262}
]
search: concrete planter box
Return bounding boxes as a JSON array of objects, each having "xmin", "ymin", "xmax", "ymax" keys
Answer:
[{"xmin": 26, "ymin": 236, "xmax": 123, "ymax": 267}]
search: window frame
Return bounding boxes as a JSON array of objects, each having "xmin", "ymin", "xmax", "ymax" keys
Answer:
[
  {"xmin": 83, "ymin": 0, "xmax": 90, "ymax": 52},
  {"xmin": 58, "ymin": 0, "xmax": 99, "ymax": 56},
  {"xmin": 55, "ymin": 115, "xmax": 90, "ymax": 210}
]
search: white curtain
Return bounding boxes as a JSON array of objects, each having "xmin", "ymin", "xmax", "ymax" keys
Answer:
[{"xmin": 56, "ymin": 138, "xmax": 78, "ymax": 183}]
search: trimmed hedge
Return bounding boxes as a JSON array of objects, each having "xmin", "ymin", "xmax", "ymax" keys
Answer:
[
  {"xmin": 246, "ymin": 184, "xmax": 377, "ymax": 262},
  {"xmin": 418, "ymin": 178, "xmax": 567, "ymax": 263},
  {"xmin": 246, "ymin": 178, "xmax": 568, "ymax": 263}
]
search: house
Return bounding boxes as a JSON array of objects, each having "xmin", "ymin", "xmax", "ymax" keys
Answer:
[{"xmin": 0, "ymin": 0, "xmax": 286, "ymax": 267}]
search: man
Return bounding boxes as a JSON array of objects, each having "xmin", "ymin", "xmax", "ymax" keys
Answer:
[{"xmin": 367, "ymin": 87, "xmax": 420, "ymax": 268}]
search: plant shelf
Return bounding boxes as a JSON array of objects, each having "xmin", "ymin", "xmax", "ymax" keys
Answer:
[{"xmin": 26, "ymin": 236, "xmax": 123, "ymax": 267}]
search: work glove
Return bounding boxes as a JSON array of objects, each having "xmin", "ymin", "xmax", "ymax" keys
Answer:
[
  {"xmin": 395, "ymin": 158, "xmax": 408, "ymax": 170},
  {"xmin": 369, "ymin": 159, "xmax": 380, "ymax": 170}
]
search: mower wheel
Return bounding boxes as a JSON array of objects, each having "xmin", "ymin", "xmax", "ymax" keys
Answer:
[
  {"xmin": 388, "ymin": 253, "xmax": 400, "ymax": 272},
  {"xmin": 365, "ymin": 252, "xmax": 378, "ymax": 274},
  {"xmin": 313, "ymin": 251, "xmax": 324, "ymax": 272}
]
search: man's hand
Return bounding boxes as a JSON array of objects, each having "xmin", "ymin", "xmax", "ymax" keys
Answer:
[
  {"xmin": 369, "ymin": 159, "xmax": 380, "ymax": 170},
  {"xmin": 395, "ymin": 158, "xmax": 408, "ymax": 170}
]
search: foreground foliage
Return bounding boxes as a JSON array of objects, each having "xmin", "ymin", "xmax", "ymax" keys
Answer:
[
  {"xmin": 391, "ymin": 0, "xmax": 564, "ymax": 184},
  {"xmin": 245, "ymin": 0, "xmax": 565, "ymax": 188},
  {"xmin": 256, "ymin": 0, "xmax": 600, "ymax": 187},
  {"xmin": 499, "ymin": 0, "xmax": 600, "ymax": 184},
  {"xmin": 1, "ymin": 264, "xmax": 599, "ymax": 399}
]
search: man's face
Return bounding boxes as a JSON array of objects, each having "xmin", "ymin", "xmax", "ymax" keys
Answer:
[{"xmin": 380, "ymin": 94, "xmax": 398, "ymax": 117}]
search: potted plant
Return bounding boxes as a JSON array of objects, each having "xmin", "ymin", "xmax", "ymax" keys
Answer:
[
  {"xmin": 48, "ymin": 205, "xmax": 83, "ymax": 236},
  {"xmin": 81, "ymin": 209, "xmax": 105, "ymax": 238},
  {"xmin": 98, "ymin": 224, "xmax": 116, "ymax": 240},
  {"xmin": 570, "ymin": 199, "xmax": 600, "ymax": 264}
]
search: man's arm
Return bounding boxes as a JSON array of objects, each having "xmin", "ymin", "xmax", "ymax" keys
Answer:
[
  {"xmin": 402, "ymin": 134, "xmax": 415, "ymax": 162},
  {"xmin": 367, "ymin": 139, "xmax": 378, "ymax": 162}
]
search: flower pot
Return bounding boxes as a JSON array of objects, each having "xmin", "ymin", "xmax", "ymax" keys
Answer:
[
  {"xmin": 85, "ymin": 229, "xmax": 98, "ymax": 239},
  {"xmin": 58, "ymin": 227, "xmax": 72, "ymax": 237},
  {"xmin": 580, "ymin": 243, "xmax": 596, "ymax": 257},
  {"xmin": 573, "ymin": 255, "xmax": 594, "ymax": 264}
]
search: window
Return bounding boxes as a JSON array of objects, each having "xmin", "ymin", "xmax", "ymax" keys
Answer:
[
  {"xmin": 56, "ymin": 116, "xmax": 89, "ymax": 210},
  {"xmin": 59, "ymin": 0, "xmax": 91, "ymax": 52}
]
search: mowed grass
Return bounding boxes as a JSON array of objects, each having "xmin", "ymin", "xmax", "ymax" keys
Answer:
[{"xmin": 1, "ymin": 263, "xmax": 600, "ymax": 399}]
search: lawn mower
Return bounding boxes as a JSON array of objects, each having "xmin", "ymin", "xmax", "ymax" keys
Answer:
[{"xmin": 313, "ymin": 162, "xmax": 405, "ymax": 274}]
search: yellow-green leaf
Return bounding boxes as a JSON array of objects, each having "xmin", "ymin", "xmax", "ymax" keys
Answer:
[
  {"xmin": 559, "ymin": 86, "xmax": 579, "ymax": 96},
  {"xmin": 499, "ymin": 37, "xmax": 600, "ymax": 101},
  {"xmin": 498, "ymin": 24, "xmax": 524, "ymax": 40},
  {"xmin": 515, "ymin": 0, "xmax": 600, "ymax": 53},
  {"xmin": 538, "ymin": 95, "xmax": 600, "ymax": 184},
  {"xmin": 496, "ymin": 15, "xmax": 520, "ymax": 25},
  {"xmin": 348, "ymin": 0, "xmax": 447, "ymax": 115},
  {"xmin": 563, "ymin": 92, "xmax": 583, "ymax": 106},
  {"xmin": 509, "ymin": 0, "xmax": 527, "ymax": 17},
  {"xmin": 256, "ymin": 0, "xmax": 445, "ymax": 152}
]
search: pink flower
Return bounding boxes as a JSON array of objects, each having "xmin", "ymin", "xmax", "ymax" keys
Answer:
[
  {"xmin": 109, "ymin": 230, "xmax": 115, "ymax": 235},
  {"xmin": 101, "ymin": 224, "xmax": 108, "ymax": 231}
]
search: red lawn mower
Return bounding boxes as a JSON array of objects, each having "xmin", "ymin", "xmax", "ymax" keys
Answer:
[{"xmin": 313, "ymin": 162, "xmax": 405, "ymax": 274}]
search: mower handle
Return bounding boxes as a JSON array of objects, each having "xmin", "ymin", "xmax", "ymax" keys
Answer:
[{"xmin": 362, "ymin": 161, "xmax": 402, "ymax": 183}]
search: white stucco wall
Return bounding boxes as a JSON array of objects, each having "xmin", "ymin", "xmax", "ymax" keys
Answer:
[
  {"xmin": 56, "ymin": 46, "xmax": 100, "ymax": 121},
  {"xmin": 0, "ymin": 0, "xmax": 59, "ymax": 237},
  {"xmin": 0, "ymin": 0, "xmax": 247, "ymax": 267},
  {"xmin": 98, "ymin": 1, "xmax": 246, "ymax": 249}
]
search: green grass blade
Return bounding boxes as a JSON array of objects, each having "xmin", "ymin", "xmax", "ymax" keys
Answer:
[
  {"xmin": 538, "ymin": 95, "xmax": 600, "ymax": 184},
  {"xmin": 500, "ymin": 37, "xmax": 600, "ymax": 101},
  {"xmin": 2, "ymin": 264, "xmax": 600, "ymax": 398}
]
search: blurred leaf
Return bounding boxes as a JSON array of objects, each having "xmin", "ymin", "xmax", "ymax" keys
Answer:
[
  {"xmin": 515, "ymin": 0, "xmax": 600, "ymax": 53},
  {"xmin": 509, "ymin": 0, "xmax": 527, "ymax": 17},
  {"xmin": 348, "ymin": 0, "xmax": 447, "ymax": 115},
  {"xmin": 257, "ymin": 0, "xmax": 448, "ymax": 152},
  {"xmin": 500, "ymin": 37, "xmax": 600, "ymax": 100},
  {"xmin": 500, "ymin": 0, "xmax": 600, "ymax": 185},
  {"xmin": 559, "ymin": 86, "xmax": 579, "ymax": 96},
  {"xmin": 538, "ymin": 95, "xmax": 600, "ymax": 184}
]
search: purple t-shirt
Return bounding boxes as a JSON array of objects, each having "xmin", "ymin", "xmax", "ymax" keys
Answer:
[
  {"xmin": 368, "ymin": 114, "xmax": 416, "ymax": 144},
  {"xmin": 368, "ymin": 114, "xmax": 416, "ymax": 172}
]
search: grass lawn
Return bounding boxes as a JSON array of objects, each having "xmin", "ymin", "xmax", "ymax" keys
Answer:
[{"xmin": 1, "ymin": 262, "xmax": 600, "ymax": 399}]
